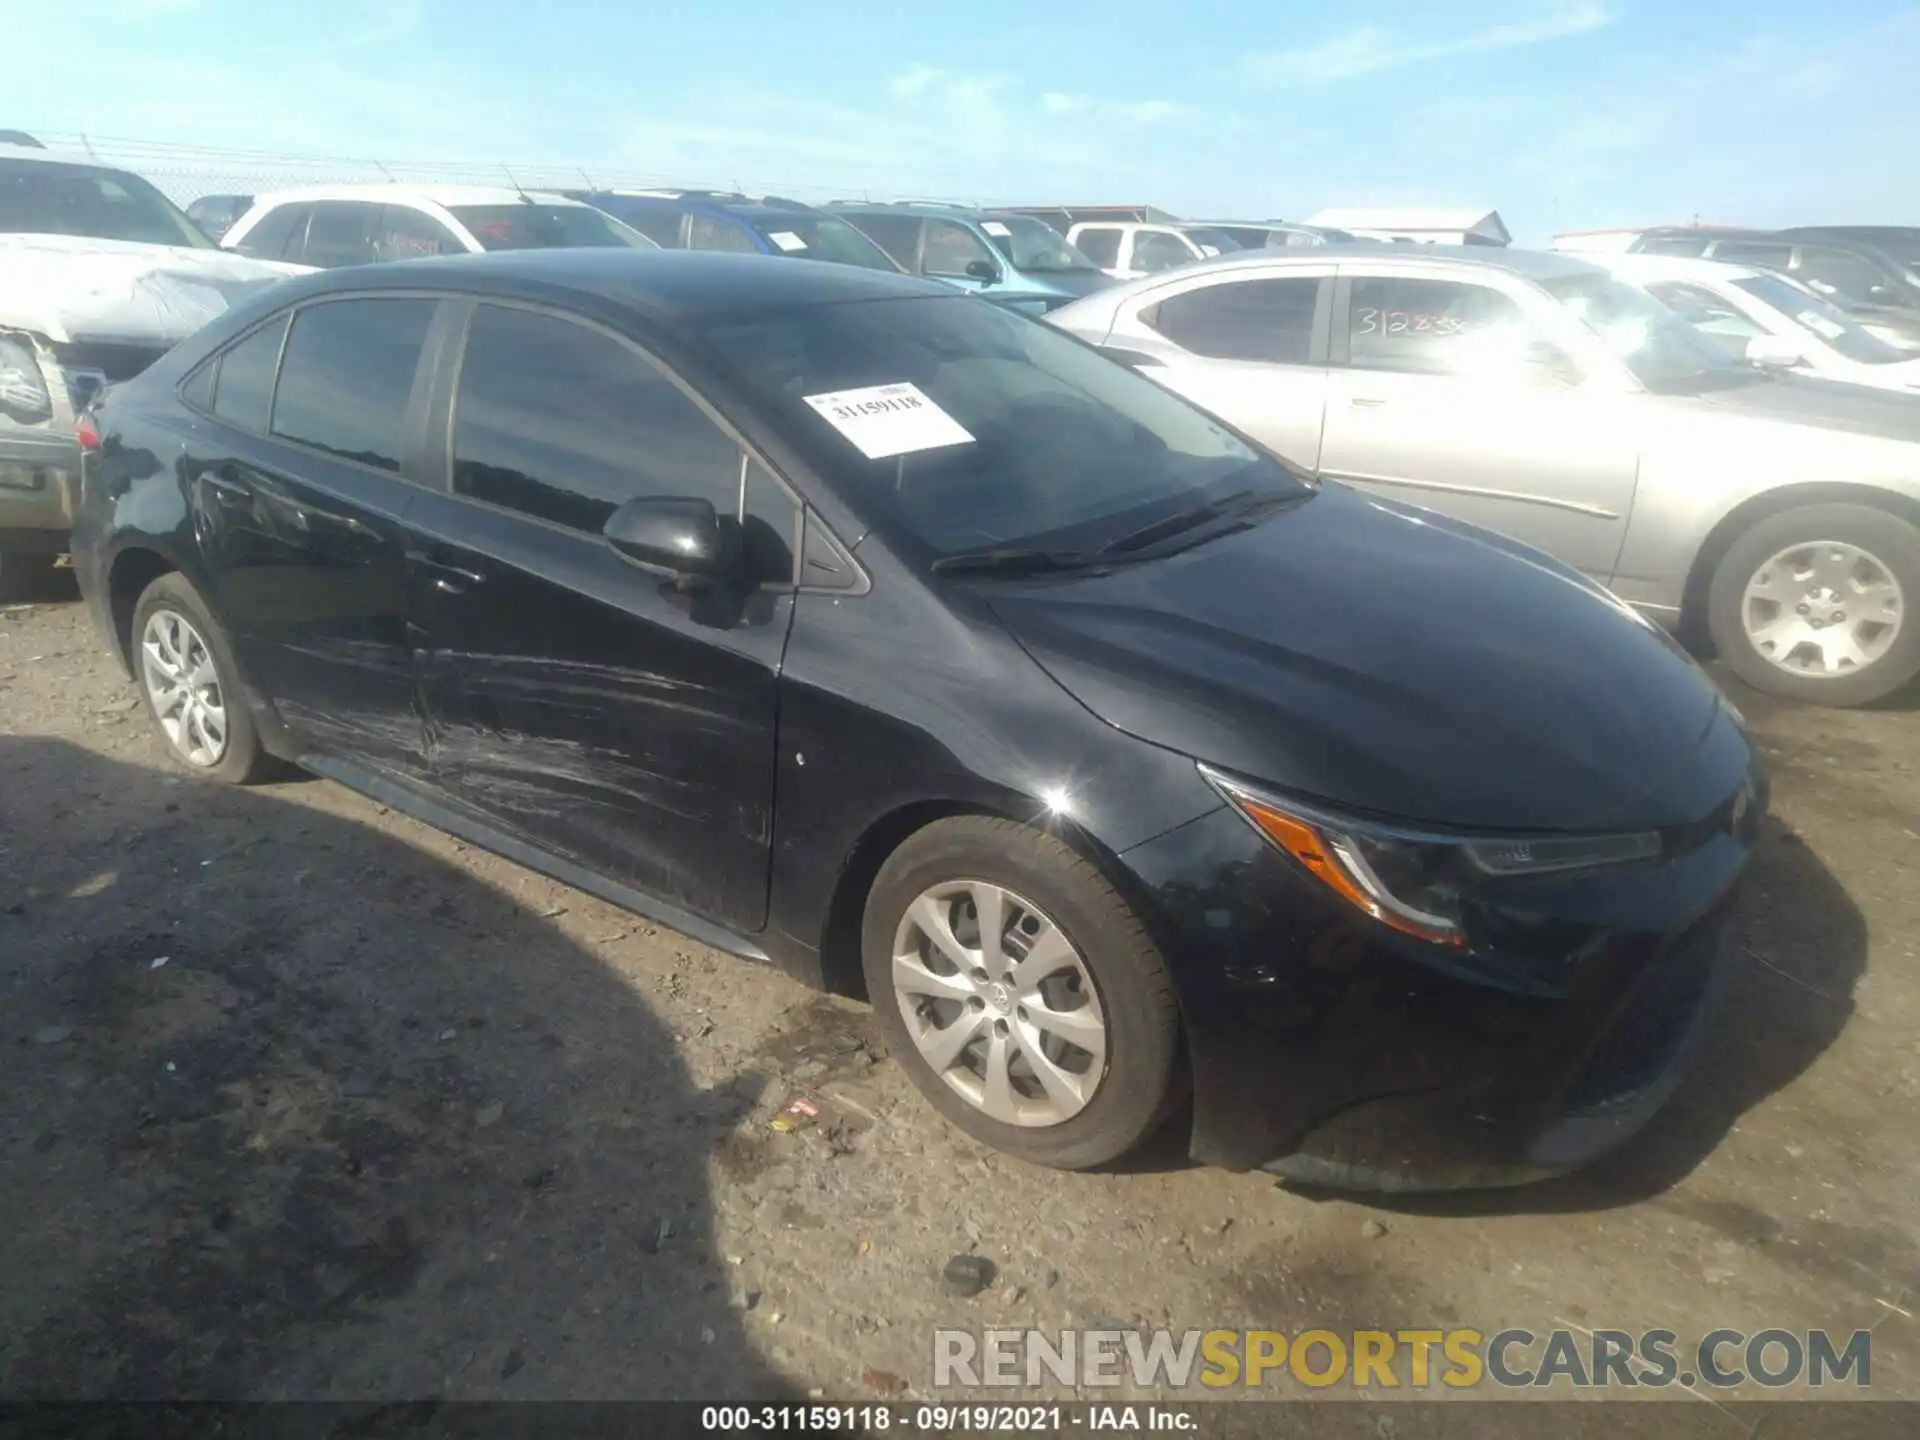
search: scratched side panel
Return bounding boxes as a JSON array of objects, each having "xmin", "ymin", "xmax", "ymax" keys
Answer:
[{"xmin": 402, "ymin": 487, "xmax": 790, "ymax": 934}]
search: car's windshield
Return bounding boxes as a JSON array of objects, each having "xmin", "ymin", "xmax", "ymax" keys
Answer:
[
  {"xmin": 699, "ymin": 294, "xmax": 1312, "ymax": 564},
  {"xmin": 448, "ymin": 203, "xmax": 655, "ymax": 250},
  {"xmin": 1180, "ymin": 227, "xmax": 1244, "ymax": 256},
  {"xmin": 982, "ymin": 215, "xmax": 1101, "ymax": 273},
  {"xmin": 1734, "ymin": 274, "xmax": 1908, "ymax": 366},
  {"xmin": 0, "ymin": 158, "xmax": 212, "ymax": 248},
  {"xmin": 1542, "ymin": 273, "xmax": 1756, "ymax": 393},
  {"xmin": 749, "ymin": 214, "xmax": 901, "ymax": 270}
]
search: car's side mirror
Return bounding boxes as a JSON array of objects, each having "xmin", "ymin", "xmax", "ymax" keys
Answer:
[
  {"xmin": 965, "ymin": 258, "xmax": 999, "ymax": 283},
  {"xmin": 603, "ymin": 496, "xmax": 735, "ymax": 584},
  {"xmin": 1745, "ymin": 334, "xmax": 1805, "ymax": 370}
]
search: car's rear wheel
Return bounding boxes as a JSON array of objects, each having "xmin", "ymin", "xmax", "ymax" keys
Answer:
[
  {"xmin": 861, "ymin": 816, "xmax": 1181, "ymax": 1170},
  {"xmin": 1708, "ymin": 503, "xmax": 1920, "ymax": 706},
  {"xmin": 131, "ymin": 573, "xmax": 273, "ymax": 783}
]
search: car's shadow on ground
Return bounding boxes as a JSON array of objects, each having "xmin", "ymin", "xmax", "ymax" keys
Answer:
[
  {"xmin": 1347, "ymin": 803, "xmax": 1865, "ymax": 1219},
  {"xmin": 0, "ymin": 736, "xmax": 794, "ymax": 1402}
]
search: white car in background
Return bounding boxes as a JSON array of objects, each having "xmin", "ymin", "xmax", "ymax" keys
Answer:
[
  {"xmin": 1063, "ymin": 221, "xmax": 1248, "ymax": 281},
  {"xmin": 0, "ymin": 142, "xmax": 307, "ymax": 596},
  {"xmin": 1593, "ymin": 253, "xmax": 1920, "ymax": 393},
  {"xmin": 221, "ymin": 183, "xmax": 657, "ymax": 268}
]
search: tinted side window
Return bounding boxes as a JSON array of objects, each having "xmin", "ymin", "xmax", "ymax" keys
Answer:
[
  {"xmin": 373, "ymin": 204, "xmax": 461, "ymax": 260},
  {"xmin": 921, "ymin": 219, "xmax": 995, "ymax": 278},
  {"xmin": 1796, "ymin": 248, "xmax": 1888, "ymax": 304},
  {"xmin": 1646, "ymin": 282, "xmax": 1763, "ymax": 336},
  {"xmin": 179, "ymin": 359, "xmax": 215, "ymax": 412},
  {"xmin": 1714, "ymin": 240, "xmax": 1794, "ymax": 269},
  {"xmin": 299, "ymin": 201, "xmax": 377, "ymax": 267},
  {"xmin": 617, "ymin": 205, "xmax": 687, "ymax": 248},
  {"xmin": 1074, "ymin": 228, "xmax": 1121, "ymax": 268},
  {"xmin": 1347, "ymin": 277, "xmax": 1564, "ymax": 381},
  {"xmin": 235, "ymin": 203, "xmax": 304, "ymax": 260},
  {"xmin": 1132, "ymin": 231, "xmax": 1194, "ymax": 273},
  {"xmin": 845, "ymin": 214, "xmax": 922, "ymax": 269},
  {"xmin": 1150, "ymin": 277, "xmax": 1321, "ymax": 363},
  {"xmin": 452, "ymin": 304, "xmax": 747, "ymax": 534},
  {"xmin": 271, "ymin": 299, "xmax": 435, "ymax": 470},
  {"xmin": 210, "ymin": 313, "xmax": 289, "ymax": 433},
  {"xmin": 688, "ymin": 213, "xmax": 759, "ymax": 254}
]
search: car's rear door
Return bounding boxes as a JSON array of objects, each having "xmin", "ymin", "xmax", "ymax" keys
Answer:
[
  {"xmin": 181, "ymin": 293, "xmax": 439, "ymax": 780},
  {"xmin": 1316, "ymin": 265, "xmax": 1641, "ymax": 581},
  {"xmin": 1093, "ymin": 265, "xmax": 1333, "ymax": 472},
  {"xmin": 398, "ymin": 299, "xmax": 797, "ymax": 931}
]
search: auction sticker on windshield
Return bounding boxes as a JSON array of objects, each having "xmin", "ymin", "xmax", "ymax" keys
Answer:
[
  {"xmin": 768, "ymin": 231, "xmax": 807, "ymax": 252},
  {"xmin": 982, "ymin": 221, "xmax": 1011, "ymax": 237},
  {"xmin": 803, "ymin": 382, "xmax": 976, "ymax": 460}
]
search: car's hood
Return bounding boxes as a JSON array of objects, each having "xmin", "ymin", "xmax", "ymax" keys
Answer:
[
  {"xmin": 0, "ymin": 233, "xmax": 311, "ymax": 345},
  {"xmin": 1677, "ymin": 371, "xmax": 1920, "ymax": 443},
  {"xmin": 986, "ymin": 485, "xmax": 1746, "ymax": 833}
]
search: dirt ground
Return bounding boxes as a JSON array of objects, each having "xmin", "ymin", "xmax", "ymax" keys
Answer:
[{"xmin": 1, "ymin": 572, "xmax": 1914, "ymax": 1426}]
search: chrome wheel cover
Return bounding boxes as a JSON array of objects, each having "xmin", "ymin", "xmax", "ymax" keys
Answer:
[
  {"xmin": 890, "ymin": 880, "xmax": 1107, "ymax": 1128},
  {"xmin": 1742, "ymin": 540, "xmax": 1903, "ymax": 679},
  {"xmin": 140, "ymin": 608, "xmax": 228, "ymax": 767}
]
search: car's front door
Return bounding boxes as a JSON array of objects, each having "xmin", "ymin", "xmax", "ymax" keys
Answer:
[
  {"xmin": 1097, "ymin": 268, "xmax": 1333, "ymax": 472},
  {"xmin": 184, "ymin": 295, "xmax": 437, "ymax": 781},
  {"xmin": 400, "ymin": 300, "xmax": 797, "ymax": 930},
  {"xmin": 1317, "ymin": 270, "xmax": 1641, "ymax": 581}
]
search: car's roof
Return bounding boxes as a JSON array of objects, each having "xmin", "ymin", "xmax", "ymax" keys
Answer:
[
  {"xmin": 247, "ymin": 183, "xmax": 590, "ymax": 209},
  {"xmin": 1142, "ymin": 243, "xmax": 1605, "ymax": 281},
  {"xmin": 1589, "ymin": 253, "xmax": 1765, "ymax": 283},
  {"xmin": 285, "ymin": 248, "xmax": 950, "ymax": 319},
  {"xmin": 831, "ymin": 200, "xmax": 983, "ymax": 220}
]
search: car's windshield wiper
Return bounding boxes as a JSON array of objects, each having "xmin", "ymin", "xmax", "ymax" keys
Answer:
[
  {"xmin": 929, "ymin": 547, "xmax": 1114, "ymax": 576},
  {"xmin": 1097, "ymin": 487, "xmax": 1296, "ymax": 557}
]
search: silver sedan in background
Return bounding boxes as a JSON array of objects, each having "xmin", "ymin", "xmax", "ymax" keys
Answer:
[{"xmin": 1049, "ymin": 246, "xmax": 1920, "ymax": 706}]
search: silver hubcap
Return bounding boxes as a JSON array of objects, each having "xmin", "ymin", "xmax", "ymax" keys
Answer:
[
  {"xmin": 140, "ymin": 609, "xmax": 228, "ymax": 767},
  {"xmin": 1742, "ymin": 540, "xmax": 1903, "ymax": 679},
  {"xmin": 891, "ymin": 880, "xmax": 1107, "ymax": 1128}
]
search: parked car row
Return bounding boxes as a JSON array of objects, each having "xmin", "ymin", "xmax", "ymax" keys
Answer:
[
  {"xmin": 28, "ymin": 128, "xmax": 1918, "ymax": 1195},
  {"xmin": 1553, "ymin": 224, "xmax": 1920, "ymax": 352}
]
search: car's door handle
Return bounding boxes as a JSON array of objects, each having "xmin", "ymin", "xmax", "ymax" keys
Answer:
[
  {"xmin": 1347, "ymin": 396, "xmax": 1389, "ymax": 408},
  {"xmin": 406, "ymin": 550, "xmax": 488, "ymax": 594}
]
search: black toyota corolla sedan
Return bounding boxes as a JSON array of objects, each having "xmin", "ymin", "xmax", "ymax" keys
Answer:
[{"xmin": 71, "ymin": 251, "xmax": 1764, "ymax": 1190}]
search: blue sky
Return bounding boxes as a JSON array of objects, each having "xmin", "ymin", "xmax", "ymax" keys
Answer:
[{"xmin": 5, "ymin": 0, "xmax": 1917, "ymax": 242}]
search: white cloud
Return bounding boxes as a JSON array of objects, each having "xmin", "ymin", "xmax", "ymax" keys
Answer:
[
  {"xmin": 1244, "ymin": 2, "xmax": 1615, "ymax": 86},
  {"xmin": 1040, "ymin": 92, "xmax": 1189, "ymax": 125}
]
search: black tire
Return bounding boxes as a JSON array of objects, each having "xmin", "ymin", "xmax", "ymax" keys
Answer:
[
  {"xmin": 130, "ymin": 572, "xmax": 275, "ymax": 784},
  {"xmin": 861, "ymin": 816, "xmax": 1181, "ymax": 1170},
  {"xmin": 1707, "ymin": 502, "xmax": 1920, "ymax": 707},
  {"xmin": 0, "ymin": 549, "xmax": 54, "ymax": 603}
]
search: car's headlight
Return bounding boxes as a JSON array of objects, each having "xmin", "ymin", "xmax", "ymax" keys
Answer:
[
  {"xmin": 1200, "ymin": 766, "xmax": 1661, "ymax": 949},
  {"xmin": 0, "ymin": 336, "xmax": 53, "ymax": 424}
]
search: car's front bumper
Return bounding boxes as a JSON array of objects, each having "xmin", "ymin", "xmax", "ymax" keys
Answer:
[{"xmin": 1120, "ymin": 757, "xmax": 1763, "ymax": 1190}]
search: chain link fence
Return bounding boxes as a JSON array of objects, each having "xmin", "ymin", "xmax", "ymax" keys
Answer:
[{"xmin": 22, "ymin": 130, "xmax": 985, "ymax": 210}]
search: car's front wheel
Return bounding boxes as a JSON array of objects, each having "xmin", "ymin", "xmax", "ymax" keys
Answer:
[
  {"xmin": 862, "ymin": 816, "xmax": 1181, "ymax": 1170},
  {"xmin": 131, "ymin": 572, "xmax": 274, "ymax": 783},
  {"xmin": 1708, "ymin": 502, "xmax": 1919, "ymax": 706}
]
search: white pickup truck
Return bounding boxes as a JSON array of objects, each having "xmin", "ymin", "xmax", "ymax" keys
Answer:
[{"xmin": 0, "ymin": 143, "xmax": 308, "ymax": 597}]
